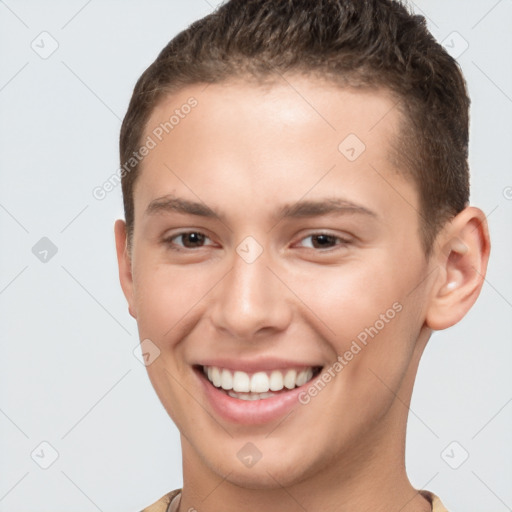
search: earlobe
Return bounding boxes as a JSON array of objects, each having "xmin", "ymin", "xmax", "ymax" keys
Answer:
[
  {"xmin": 114, "ymin": 219, "xmax": 137, "ymax": 319},
  {"xmin": 425, "ymin": 207, "xmax": 490, "ymax": 331}
]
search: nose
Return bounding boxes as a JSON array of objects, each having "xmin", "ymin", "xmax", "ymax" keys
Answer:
[{"xmin": 208, "ymin": 249, "xmax": 292, "ymax": 341}]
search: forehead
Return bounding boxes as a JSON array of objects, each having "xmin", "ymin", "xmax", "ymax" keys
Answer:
[
  {"xmin": 135, "ymin": 76, "xmax": 417, "ymax": 227},
  {"xmin": 143, "ymin": 76, "xmax": 403, "ymax": 154}
]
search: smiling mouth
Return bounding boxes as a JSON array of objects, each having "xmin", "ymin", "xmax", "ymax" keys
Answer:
[{"xmin": 199, "ymin": 365, "xmax": 322, "ymax": 401}]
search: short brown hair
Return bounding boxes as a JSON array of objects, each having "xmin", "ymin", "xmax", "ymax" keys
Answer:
[{"xmin": 119, "ymin": 0, "xmax": 470, "ymax": 256}]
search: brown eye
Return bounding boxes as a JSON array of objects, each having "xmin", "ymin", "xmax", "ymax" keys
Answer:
[
  {"xmin": 310, "ymin": 234, "xmax": 337, "ymax": 249},
  {"xmin": 165, "ymin": 231, "xmax": 213, "ymax": 250},
  {"xmin": 297, "ymin": 233, "xmax": 349, "ymax": 250}
]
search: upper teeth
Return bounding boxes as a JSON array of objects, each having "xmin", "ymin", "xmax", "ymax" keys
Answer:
[{"xmin": 203, "ymin": 366, "xmax": 314, "ymax": 393}]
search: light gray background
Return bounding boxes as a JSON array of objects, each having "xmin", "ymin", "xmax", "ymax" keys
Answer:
[{"xmin": 0, "ymin": 1, "xmax": 511, "ymax": 511}]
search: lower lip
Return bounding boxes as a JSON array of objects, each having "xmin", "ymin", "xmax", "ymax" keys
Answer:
[{"xmin": 196, "ymin": 369, "xmax": 313, "ymax": 425}]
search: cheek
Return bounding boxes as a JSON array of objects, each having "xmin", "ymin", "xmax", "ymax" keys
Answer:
[
  {"xmin": 297, "ymin": 260, "xmax": 408, "ymax": 342},
  {"xmin": 297, "ymin": 257, "xmax": 426, "ymax": 388},
  {"xmin": 132, "ymin": 262, "xmax": 206, "ymax": 341}
]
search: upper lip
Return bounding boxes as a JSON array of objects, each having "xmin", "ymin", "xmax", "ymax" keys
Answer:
[{"xmin": 194, "ymin": 358, "xmax": 323, "ymax": 373}]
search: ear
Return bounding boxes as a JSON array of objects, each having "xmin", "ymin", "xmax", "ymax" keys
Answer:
[
  {"xmin": 425, "ymin": 206, "xmax": 490, "ymax": 331},
  {"xmin": 114, "ymin": 219, "xmax": 137, "ymax": 319}
]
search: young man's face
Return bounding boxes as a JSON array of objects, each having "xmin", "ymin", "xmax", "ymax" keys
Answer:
[{"xmin": 117, "ymin": 77, "xmax": 437, "ymax": 488}]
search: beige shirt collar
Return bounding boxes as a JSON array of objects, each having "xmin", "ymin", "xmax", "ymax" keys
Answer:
[{"xmin": 162, "ymin": 489, "xmax": 449, "ymax": 512}]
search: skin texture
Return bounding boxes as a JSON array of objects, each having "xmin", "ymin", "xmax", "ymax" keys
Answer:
[{"xmin": 115, "ymin": 76, "xmax": 490, "ymax": 512}]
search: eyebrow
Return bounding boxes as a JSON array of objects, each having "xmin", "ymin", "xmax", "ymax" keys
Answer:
[{"xmin": 144, "ymin": 194, "xmax": 377, "ymax": 221}]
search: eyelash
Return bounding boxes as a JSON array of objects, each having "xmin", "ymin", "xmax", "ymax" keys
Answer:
[{"xmin": 162, "ymin": 231, "xmax": 351, "ymax": 252}]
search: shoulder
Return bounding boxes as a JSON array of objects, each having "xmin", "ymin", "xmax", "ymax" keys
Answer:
[
  {"xmin": 419, "ymin": 490, "xmax": 449, "ymax": 512},
  {"xmin": 140, "ymin": 489, "xmax": 182, "ymax": 512}
]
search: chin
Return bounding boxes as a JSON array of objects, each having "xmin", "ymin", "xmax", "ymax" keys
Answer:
[
  {"xmin": 201, "ymin": 443, "xmax": 323, "ymax": 490},
  {"xmin": 220, "ymin": 465, "xmax": 303, "ymax": 490}
]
